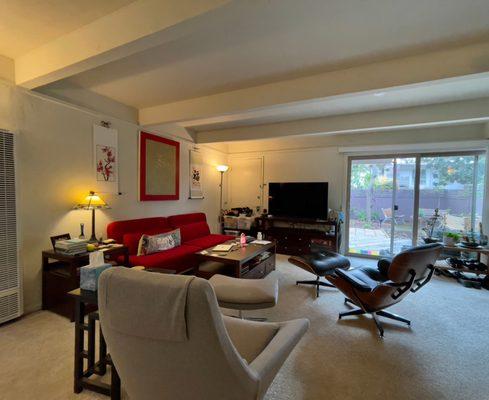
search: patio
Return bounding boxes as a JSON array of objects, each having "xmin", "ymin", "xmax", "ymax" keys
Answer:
[
  {"xmin": 348, "ymin": 225, "xmax": 413, "ymax": 256},
  {"xmin": 347, "ymin": 154, "xmax": 484, "ymax": 257}
]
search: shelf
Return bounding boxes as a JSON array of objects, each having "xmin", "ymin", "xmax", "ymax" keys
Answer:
[
  {"xmin": 265, "ymin": 227, "xmax": 335, "ymax": 236},
  {"xmin": 435, "ymin": 260, "xmax": 487, "ymax": 276},
  {"xmin": 258, "ymin": 215, "xmax": 341, "ymax": 255},
  {"xmin": 257, "ymin": 216, "xmax": 338, "ymax": 225}
]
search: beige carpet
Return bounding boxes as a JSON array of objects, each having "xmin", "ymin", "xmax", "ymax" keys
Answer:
[{"xmin": 1, "ymin": 255, "xmax": 487, "ymax": 400}]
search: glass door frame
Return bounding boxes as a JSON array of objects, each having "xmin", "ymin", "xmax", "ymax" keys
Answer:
[{"xmin": 345, "ymin": 150, "xmax": 485, "ymax": 259}]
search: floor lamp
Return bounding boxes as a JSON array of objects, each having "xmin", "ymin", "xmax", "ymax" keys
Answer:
[
  {"xmin": 74, "ymin": 191, "xmax": 110, "ymax": 243},
  {"xmin": 216, "ymin": 165, "xmax": 229, "ymax": 225}
]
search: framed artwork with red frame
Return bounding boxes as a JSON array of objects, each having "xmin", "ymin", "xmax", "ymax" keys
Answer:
[{"xmin": 139, "ymin": 131, "xmax": 180, "ymax": 201}]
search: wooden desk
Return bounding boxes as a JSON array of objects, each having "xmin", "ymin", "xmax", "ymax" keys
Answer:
[
  {"xmin": 42, "ymin": 245, "xmax": 129, "ymax": 320},
  {"xmin": 68, "ymin": 288, "xmax": 121, "ymax": 400}
]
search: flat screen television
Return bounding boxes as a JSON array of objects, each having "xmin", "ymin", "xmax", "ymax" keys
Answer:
[{"xmin": 268, "ymin": 182, "xmax": 329, "ymax": 220}]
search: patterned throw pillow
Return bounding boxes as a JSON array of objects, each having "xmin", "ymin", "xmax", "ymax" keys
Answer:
[{"xmin": 137, "ymin": 229, "xmax": 181, "ymax": 256}]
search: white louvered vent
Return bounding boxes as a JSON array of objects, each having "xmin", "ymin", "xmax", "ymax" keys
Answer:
[
  {"xmin": 0, "ymin": 130, "xmax": 22, "ymax": 324},
  {"xmin": 0, "ymin": 291, "xmax": 20, "ymax": 323}
]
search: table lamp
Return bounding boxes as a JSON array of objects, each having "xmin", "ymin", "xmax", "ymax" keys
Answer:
[{"xmin": 73, "ymin": 191, "xmax": 110, "ymax": 243}]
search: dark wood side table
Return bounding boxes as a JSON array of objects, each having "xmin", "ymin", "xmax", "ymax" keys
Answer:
[
  {"xmin": 68, "ymin": 288, "xmax": 121, "ymax": 400},
  {"xmin": 42, "ymin": 245, "xmax": 129, "ymax": 320}
]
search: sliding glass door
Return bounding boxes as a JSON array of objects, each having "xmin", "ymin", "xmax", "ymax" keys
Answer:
[
  {"xmin": 347, "ymin": 157, "xmax": 415, "ymax": 256},
  {"xmin": 392, "ymin": 157, "xmax": 416, "ymax": 254},
  {"xmin": 347, "ymin": 152, "xmax": 486, "ymax": 257},
  {"xmin": 417, "ymin": 154, "xmax": 486, "ymax": 244}
]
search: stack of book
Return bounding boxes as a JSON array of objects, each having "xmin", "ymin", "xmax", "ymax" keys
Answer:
[{"xmin": 55, "ymin": 238, "xmax": 88, "ymax": 255}]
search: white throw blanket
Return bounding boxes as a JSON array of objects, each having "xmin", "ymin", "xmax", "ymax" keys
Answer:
[{"xmin": 100, "ymin": 268, "xmax": 195, "ymax": 342}]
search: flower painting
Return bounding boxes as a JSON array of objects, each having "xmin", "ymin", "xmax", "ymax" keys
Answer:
[
  {"xmin": 189, "ymin": 149, "xmax": 204, "ymax": 199},
  {"xmin": 96, "ymin": 145, "xmax": 116, "ymax": 181},
  {"xmin": 192, "ymin": 167, "xmax": 200, "ymax": 184},
  {"xmin": 93, "ymin": 124, "xmax": 118, "ymax": 193}
]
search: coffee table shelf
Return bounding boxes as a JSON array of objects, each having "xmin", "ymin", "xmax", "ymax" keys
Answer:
[{"xmin": 196, "ymin": 241, "xmax": 276, "ymax": 279}]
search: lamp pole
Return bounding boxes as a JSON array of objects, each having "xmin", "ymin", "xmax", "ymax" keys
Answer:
[
  {"xmin": 74, "ymin": 191, "xmax": 109, "ymax": 244},
  {"xmin": 90, "ymin": 208, "xmax": 97, "ymax": 243},
  {"xmin": 219, "ymin": 171, "xmax": 224, "ymax": 213},
  {"xmin": 216, "ymin": 165, "xmax": 229, "ymax": 232}
]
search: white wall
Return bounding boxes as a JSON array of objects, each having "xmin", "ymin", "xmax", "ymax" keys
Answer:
[
  {"xmin": 1, "ymin": 82, "xmax": 227, "ymax": 313},
  {"xmin": 228, "ymin": 124, "xmax": 487, "ymax": 211},
  {"xmin": 264, "ymin": 148, "xmax": 345, "ymax": 211},
  {"xmin": 227, "ymin": 124, "xmax": 489, "ymax": 253}
]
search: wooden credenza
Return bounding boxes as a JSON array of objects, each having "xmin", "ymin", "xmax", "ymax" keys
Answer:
[{"xmin": 256, "ymin": 216, "xmax": 341, "ymax": 256}]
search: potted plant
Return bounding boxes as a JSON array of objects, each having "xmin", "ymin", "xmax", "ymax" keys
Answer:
[
  {"xmin": 443, "ymin": 232, "xmax": 460, "ymax": 247},
  {"xmin": 422, "ymin": 208, "xmax": 442, "ymax": 243}
]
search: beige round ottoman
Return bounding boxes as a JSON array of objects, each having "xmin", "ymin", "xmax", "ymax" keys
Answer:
[{"xmin": 209, "ymin": 271, "xmax": 279, "ymax": 320}]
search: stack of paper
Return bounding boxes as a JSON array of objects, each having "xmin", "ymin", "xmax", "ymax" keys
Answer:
[
  {"xmin": 212, "ymin": 244, "xmax": 234, "ymax": 252},
  {"xmin": 250, "ymin": 240, "xmax": 272, "ymax": 245},
  {"xmin": 55, "ymin": 238, "xmax": 88, "ymax": 255}
]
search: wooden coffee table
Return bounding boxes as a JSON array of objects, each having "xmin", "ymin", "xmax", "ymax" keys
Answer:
[{"xmin": 195, "ymin": 241, "xmax": 276, "ymax": 279}]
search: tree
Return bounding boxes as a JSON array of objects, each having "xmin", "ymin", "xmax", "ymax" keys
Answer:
[
  {"xmin": 351, "ymin": 163, "xmax": 392, "ymax": 223},
  {"xmin": 422, "ymin": 155, "xmax": 483, "ymax": 187}
]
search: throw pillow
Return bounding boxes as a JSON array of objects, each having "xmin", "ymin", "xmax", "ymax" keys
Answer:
[
  {"xmin": 123, "ymin": 228, "xmax": 172, "ymax": 255},
  {"xmin": 137, "ymin": 229, "xmax": 181, "ymax": 256}
]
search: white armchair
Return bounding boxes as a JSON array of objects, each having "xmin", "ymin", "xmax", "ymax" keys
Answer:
[{"xmin": 98, "ymin": 268, "xmax": 309, "ymax": 400}]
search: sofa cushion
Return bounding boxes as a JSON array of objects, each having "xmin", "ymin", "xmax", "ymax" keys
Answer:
[
  {"xmin": 186, "ymin": 234, "xmax": 235, "ymax": 250},
  {"xmin": 128, "ymin": 244, "xmax": 201, "ymax": 272},
  {"xmin": 123, "ymin": 228, "xmax": 173, "ymax": 255},
  {"xmin": 179, "ymin": 221, "xmax": 211, "ymax": 242},
  {"xmin": 108, "ymin": 217, "xmax": 170, "ymax": 244},
  {"xmin": 123, "ymin": 233, "xmax": 143, "ymax": 255},
  {"xmin": 168, "ymin": 212, "xmax": 206, "ymax": 228},
  {"xmin": 138, "ymin": 229, "xmax": 181, "ymax": 256}
]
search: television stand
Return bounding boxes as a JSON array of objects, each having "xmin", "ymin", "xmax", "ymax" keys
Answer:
[{"xmin": 256, "ymin": 216, "xmax": 341, "ymax": 256}]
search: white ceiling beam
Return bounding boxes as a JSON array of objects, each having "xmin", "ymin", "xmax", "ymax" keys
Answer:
[
  {"xmin": 15, "ymin": 0, "xmax": 232, "ymax": 89},
  {"xmin": 194, "ymin": 97, "xmax": 489, "ymax": 143},
  {"xmin": 225, "ymin": 125, "xmax": 485, "ymax": 154},
  {"xmin": 139, "ymin": 41, "xmax": 489, "ymax": 126}
]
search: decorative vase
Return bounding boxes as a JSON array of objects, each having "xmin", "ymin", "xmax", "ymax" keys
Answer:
[
  {"xmin": 443, "ymin": 236, "xmax": 456, "ymax": 247},
  {"xmin": 79, "ymin": 223, "xmax": 85, "ymax": 239}
]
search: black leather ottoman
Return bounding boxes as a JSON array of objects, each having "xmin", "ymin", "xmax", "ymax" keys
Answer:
[{"xmin": 289, "ymin": 250, "xmax": 350, "ymax": 297}]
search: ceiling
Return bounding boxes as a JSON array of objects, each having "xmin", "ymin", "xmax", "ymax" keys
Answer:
[
  {"xmin": 56, "ymin": 0, "xmax": 489, "ymax": 108},
  {"xmin": 2, "ymin": 0, "xmax": 489, "ymax": 141},
  {"xmin": 0, "ymin": 0, "xmax": 135, "ymax": 59}
]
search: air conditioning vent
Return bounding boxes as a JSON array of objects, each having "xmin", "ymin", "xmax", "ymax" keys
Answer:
[
  {"xmin": 0, "ymin": 290, "xmax": 21, "ymax": 324},
  {"xmin": 0, "ymin": 130, "xmax": 22, "ymax": 324}
]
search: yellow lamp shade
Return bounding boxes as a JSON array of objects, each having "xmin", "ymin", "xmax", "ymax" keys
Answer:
[
  {"xmin": 216, "ymin": 165, "xmax": 229, "ymax": 172},
  {"xmin": 74, "ymin": 191, "xmax": 110, "ymax": 210}
]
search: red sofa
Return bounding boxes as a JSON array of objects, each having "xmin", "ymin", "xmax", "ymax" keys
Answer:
[{"xmin": 107, "ymin": 212, "xmax": 234, "ymax": 273}]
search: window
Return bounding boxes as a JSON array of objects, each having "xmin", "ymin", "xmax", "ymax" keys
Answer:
[
  {"xmin": 347, "ymin": 151, "xmax": 486, "ymax": 257},
  {"xmin": 418, "ymin": 154, "xmax": 486, "ymax": 241}
]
